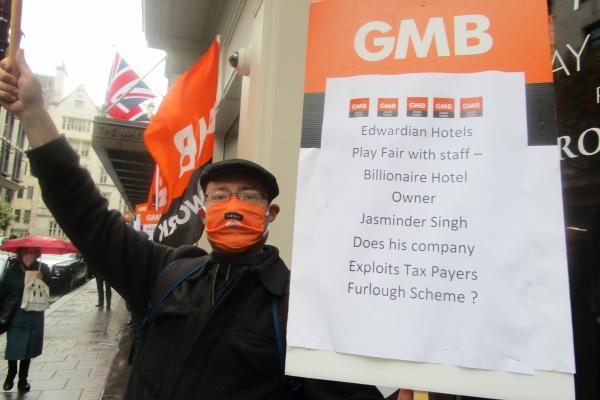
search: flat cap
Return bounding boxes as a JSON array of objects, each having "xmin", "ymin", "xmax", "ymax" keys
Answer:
[{"xmin": 200, "ymin": 158, "xmax": 279, "ymax": 201}]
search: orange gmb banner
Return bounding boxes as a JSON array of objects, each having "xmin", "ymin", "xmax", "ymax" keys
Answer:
[
  {"xmin": 139, "ymin": 210, "xmax": 162, "ymax": 226},
  {"xmin": 305, "ymin": 0, "xmax": 552, "ymax": 92},
  {"xmin": 135, "ymin": 203, "xmax": 148, "ymax": 215}
]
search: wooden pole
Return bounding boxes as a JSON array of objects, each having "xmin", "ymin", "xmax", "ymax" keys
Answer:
[
  {"xmin": 398, "ymin": 389, "xmax": 429, "ymax": 400},
  {"xmin": 414, "ymin": 391, "xmax": 429, "ymax": 400},
  {"xmin": 7, "ymin": 0, "xmax": 22, "ymax": 69}
]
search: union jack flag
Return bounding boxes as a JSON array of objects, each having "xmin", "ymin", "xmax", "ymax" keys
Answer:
[{"xmin": 104, "ymin": 53, "xmax": 155, "ymax": 122}]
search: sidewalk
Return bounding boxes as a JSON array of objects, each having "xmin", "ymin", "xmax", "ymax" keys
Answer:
[{"xmin": 0, "ymin": 280, "xmax": 134, "ymax": 400}]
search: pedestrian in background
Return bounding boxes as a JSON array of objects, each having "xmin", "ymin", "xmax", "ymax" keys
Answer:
[
  {"xmin": 0, "ymin": 247, "xmax": 50, "ymax": 392},
  {"xmin": 95, "ymin": 272, "xmax": 112, "ymax": 310}
]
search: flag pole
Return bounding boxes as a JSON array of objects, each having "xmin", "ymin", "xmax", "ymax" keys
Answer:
[
  {"xmin": 104, "ymin": 55, "xmax": 166, "ymax": 116},
  {"xmin": 154, "ymin": 166, "xmax": 159, "ymax": 211},
  {"xmin": 7, "ymin": 0, "xmax": 23, "ymax": 70}
]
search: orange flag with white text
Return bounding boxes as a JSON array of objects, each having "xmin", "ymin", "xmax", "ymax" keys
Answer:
[{"xmin": 144, "ymin": 38, "xmax": 219, "ymax": 211}]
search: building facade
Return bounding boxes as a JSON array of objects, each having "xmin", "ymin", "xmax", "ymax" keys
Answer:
[{"xmin": 0, "ymin": 106, "xmax": 27, "ymax": 236}]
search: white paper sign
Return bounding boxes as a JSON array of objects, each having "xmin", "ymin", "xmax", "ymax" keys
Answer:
[{"xmin": 289, "ymin": 72, "xmax": 537, "ymax": 374}]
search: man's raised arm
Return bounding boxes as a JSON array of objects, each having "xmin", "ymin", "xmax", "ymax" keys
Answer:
[{"xmin": 0, "ymin": 50, "xmax": 204, "ymax": 315}]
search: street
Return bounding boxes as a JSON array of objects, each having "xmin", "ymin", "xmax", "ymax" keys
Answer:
[{"xmin": 0, "ymin": 281, "xmax": 132, "ymax": 399}]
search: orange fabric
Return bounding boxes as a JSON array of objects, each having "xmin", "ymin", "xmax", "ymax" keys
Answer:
[
  {"xmin": 305, "ymin": 0, "xmax": 552, "ymax": 92},
  {"xmin": 204, "ymin": 198, "xmax": 267, "ymax": 254},
  {"xmin": 144, "ymin": 39, "xmax": 219, "ymax": 210}
]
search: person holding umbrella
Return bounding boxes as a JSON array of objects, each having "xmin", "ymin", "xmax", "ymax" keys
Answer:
[{"xmin": 0, "ymin": 246, "xmax": 50, "ymax": 392}]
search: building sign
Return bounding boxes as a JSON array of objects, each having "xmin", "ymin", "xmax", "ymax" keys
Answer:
[{"xmin": 288, "ymin": 1, "xmax": 574, "ymax": 398}]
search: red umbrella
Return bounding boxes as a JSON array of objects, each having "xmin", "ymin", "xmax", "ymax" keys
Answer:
[{"xmin": 0, "ymin": 236, "xmax": 78, "ymax": 254}]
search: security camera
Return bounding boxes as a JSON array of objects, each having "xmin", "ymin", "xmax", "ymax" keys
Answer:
[
  {"xmin": 229, "ymin": 47, "xmax": 251, "ymax": 76},
  {"xmin": 228, "ymin": 52, "xmax": 239, "ymax": 69}
]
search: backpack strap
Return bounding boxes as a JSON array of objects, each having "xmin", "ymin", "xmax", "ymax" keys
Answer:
[
  {"xmin": 143, "ymin": 256, "xmax": 209, "ymax": 330},
  {"xmin": 272, "ymin": 294, "xmax": 302, "ymax": 393},
  {"xmin": 129, "ymin": 256, "xmax": 209, "ymax": 365}
]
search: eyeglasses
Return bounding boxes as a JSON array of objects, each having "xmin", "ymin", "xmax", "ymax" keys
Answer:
[{"xmin": 204, "ymin": 189, "xmax": 266, "ymax": 205}]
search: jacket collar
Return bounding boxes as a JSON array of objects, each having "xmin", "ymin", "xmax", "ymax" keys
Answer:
[{"xmin": 211, "ymin": 245, "xmax": 289, "ymax": 296}]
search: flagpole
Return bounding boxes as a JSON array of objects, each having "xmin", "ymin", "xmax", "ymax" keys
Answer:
[
  {"xmin": 155, "ymin": 165, "xmax": 160, "ymax": 211},
  {"xmin": 104, "ymin": 55, "xmax": 166, "ymax": 116},
  {"xmin": 7, "ymin": 0, "xmax": 23, "ymax": 70}
]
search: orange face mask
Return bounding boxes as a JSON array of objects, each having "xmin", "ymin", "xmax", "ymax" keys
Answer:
[{"xmin": 204, "ymin": 198, "xmax": 268, "ymax": 254}]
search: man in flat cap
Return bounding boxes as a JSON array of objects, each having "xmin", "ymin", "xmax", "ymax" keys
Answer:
[{"xmin": 0, "ymin": 51, "xmax": 397, "ymax": 399}]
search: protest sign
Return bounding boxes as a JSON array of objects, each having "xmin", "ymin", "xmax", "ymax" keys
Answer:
[{"xmin": 288, "ymin": 1, "xmax": 574, "ymax": 398}]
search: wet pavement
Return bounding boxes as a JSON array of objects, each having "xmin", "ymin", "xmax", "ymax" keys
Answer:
[{"xmin": 0, "ymin": 280, "xmax": 133, "ymax": 399}]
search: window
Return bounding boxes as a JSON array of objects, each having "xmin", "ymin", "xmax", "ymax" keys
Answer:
[
  {"xmin": 80, "ymin": 142, "xmax": 89, "ymax": 157},
  {"xmin": 3, "ymin": 112, "xmax": 14, "ymax": 140},
  {"xmin": 16, "ymin": 188, "xmax": 23, "ymax": 199},
  {"xmin": 23, "ymin": 210, "xmax": 31, "ymax": 224},
  {"xmin": 62, "ymin": 117, "xmax": 92, "ymax": 133},
  {"xmin": 68, "ymin": 139, "xmax": 91, "ymax": 158},
  {"xmin": 48, "ymin": 221, "xmax": 65, "ymax": 238},
  {"xmin": 14, "ymin": 209, "xmax": 20, "ymax": 223},
  {"xmin": 75, "ymin": 100, "xmax": 84, "ymax": 108},
  {"xmin": 99, "ymin": 167, "xmax": 108, "ymax": 184},
  {"xmin": 0, "ymin": 141, "xmax": 11, "ymax": 175},
  {"xmin": 16, "ymin": 126, "xmax": 25, "ymax": 149},
  {"xmin": 3, "ymin": 189, "xmax": 12, "ymax": 203},
  {"xmin": 26, "ymin": 186, "xmax": 34, "ymax": 199},
  {"xmin": 12, "ymin": 151, "xmax": 23, "ymax": 181}
]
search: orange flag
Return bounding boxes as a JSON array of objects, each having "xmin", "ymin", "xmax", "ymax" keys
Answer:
[{"xmin": 144, "ymin": 38, "xmax": 219, "ymax": 211}]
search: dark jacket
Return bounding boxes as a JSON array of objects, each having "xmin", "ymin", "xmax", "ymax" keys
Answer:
[
  {"xmin": 0, "ymin": 259, "xmax": 51, "ymax": 360},
  {"xmin": 27, "ymin": 136, "xmax": 390, "ymax": 400},
  {"xmin": 0, "ymin": 258, "xmax": 20, "ymax": 328}
]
